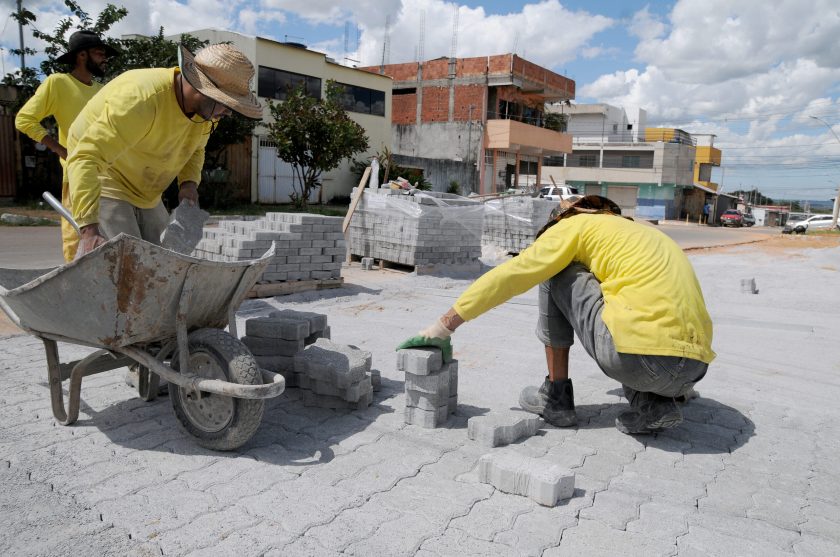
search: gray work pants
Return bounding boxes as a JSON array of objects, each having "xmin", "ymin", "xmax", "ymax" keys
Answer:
[
  {"xmin": 536, "ymin": 263, "xmax": 707, "ymax": 397},
  {"xmin": 98, "ymin": 197, "xmax": 169, "ymax": 245}
]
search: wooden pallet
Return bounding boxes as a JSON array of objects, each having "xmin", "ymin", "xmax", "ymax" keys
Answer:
[{"xmin": 246, "ymin": 277, "xmax": 344, "ymax": 298}]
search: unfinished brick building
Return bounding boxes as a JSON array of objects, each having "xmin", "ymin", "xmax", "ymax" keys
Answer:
[{"xmin": 362, "ymin": 54, "xmax": 574, "ymax": 194}]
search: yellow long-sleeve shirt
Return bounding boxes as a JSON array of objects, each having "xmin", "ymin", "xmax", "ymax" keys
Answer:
[
  {"xmin": 14, "ymin": 73, "xmax": 102, "ymax": 172},
  {"xmin": 67, "ymin": 67, "xmax": 211, "ymax": 227},
  {"xmin": 453, "ymin": 214, "xmax": 715, "ymax": 364}
]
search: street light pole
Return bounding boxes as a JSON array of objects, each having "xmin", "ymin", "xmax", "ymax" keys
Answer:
[{"xmin": 810, "ymin": 115, "xmax": 840, "ymax": 228}]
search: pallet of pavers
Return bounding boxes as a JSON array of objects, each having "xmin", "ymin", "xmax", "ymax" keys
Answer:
[
  {"xmin": 192, "ymin": 213, "xmax": 346, "ymax": 297},
  {"xmin": 347, "ymin": 189, "xmax": 484, "ymax": 274},
  {"xmin": 242, "ymin": 309, "xmax": 380, "ymax": 409},
  {"xmin": 482, "ymin": 196, "xmax": 559, "ymax": 254}
]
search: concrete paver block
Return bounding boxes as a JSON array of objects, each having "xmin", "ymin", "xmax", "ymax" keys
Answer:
[
  {"xmin": 477, "ymin": 450, "xmax": 575, "ymax": 506},
  {"xmin": 270, "ymin": 309, "xmax": 328, "ymax": 334},
  {"xmin": 241, "ymin": 335, "xmax": 304, "ymax": 356},
  {"xmin": 405, "ymin": 368, "xmax": 450, "ymax": 395},
  {"xmin": 161, "ymin": 200, "xmax": 209, "ymax": 255},
  {"xmin": 404, "ymin": 404, "xmax": 449, "ymax": 428},
  {"xmin": 361, "ymin": 257, "xmax": 374, "ymax": 270},
  {"xmin": 406, "ymin": 388, "xmax": 450, "ymax": 410},
  {"xmin": 245, "ymin": 317, "xmax": 309, "ymax": 340},
  {"xmin": 305, "ymin": 325, "xmax": 331, "ymax": 346},
  {"xmin": 293, "ymin": 339, "xmax": 370, "ymax": 388},
  {"xmin": 449, "ymin": 394, "xmax": 457, "ymax": 415},
  {"xmin": 397, "ymin": 348, "xmax": 443, "ymax": 375},
  {"xmin": 446, "ymin": 360, "xmax": 458, "ymax": 395},
  {"xmin": 369, "ymin": 369, "xmax": 381, "ymax": 391},
  {"xmin": 303, "ymin": 389, "xmax": 373, "ymax": 410},
  {"xmin": 254, "ymin": 354, "xmax": 294, "ymax": 372},
  {"xmin": 467, "ymin": 410, "xmax": 544, "ymax": 448}
]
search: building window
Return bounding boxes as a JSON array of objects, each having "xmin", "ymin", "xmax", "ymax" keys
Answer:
[
  {"xmin": 393, "ymin": 88, "xmax": 416, "ymax": 95},
  {"xmin": 578, "ymin": 154, "xmax": 597, "ymax": 167},
  {"xmin": 258, "ymin": 66, "xmax": 321, "ymax": 100},
  {"xmin": 543, "ymin": 155, "xmax": 565, "ymax": 167},
  {"xmin": 335, "ymin": 82, "xmax": 386, "ymax": 116},
  {"xmin": 622, "ymin": 155, "xmax": 640, "ymax": 168}
]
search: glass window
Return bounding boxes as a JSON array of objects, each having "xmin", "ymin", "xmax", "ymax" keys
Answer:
[
  {"xmin": 334, "ymin": 82, "xmax": 386, "ymax": 116},
  {"xmin": 622, "ymin": 155, "xmax": 640, "ymax": 168},
  {"xmin": 258, "ymin": 66, "xmax": 321, "ymax": 100},
  {"xmin": 578, "ymin": 154, "xmax": 597, "ymax": 167}
]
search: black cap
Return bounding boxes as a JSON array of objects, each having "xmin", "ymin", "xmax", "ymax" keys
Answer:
[{"xmin": 56, "ymin": 30, "xmax": 120, "ymax": 65}]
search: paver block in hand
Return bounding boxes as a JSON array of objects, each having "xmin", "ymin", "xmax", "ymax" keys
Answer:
[
  {"xmin": 161, "ymin": 201, "xmax": 209, "ymax": 255},
  {"xmin": 477, "ymin": 449, "xmax": 575, "ymax": 506},
  {"xmin": 467, "ymin": 410, "xmax": 544, "ymax": 448},
  {"xmin": 397, "ymin": 348, "xmax": 443, "ymax": 375}
]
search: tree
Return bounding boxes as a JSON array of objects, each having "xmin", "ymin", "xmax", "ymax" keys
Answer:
[
  {"xmin": 544, "ymin": 112, "xmax": 568, "ymax": 133},
  {"xmin": 266, "ymin": 81, "xmax": 370, "ymax": 207}
]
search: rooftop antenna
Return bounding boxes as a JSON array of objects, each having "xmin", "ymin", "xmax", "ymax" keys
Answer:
[
  {"xmin": 418, "ymin": 10, "xmax": 425, "ymax": 62},
  {"xmin": 343, "ymin": 21, "xmax": 350, "ymax": 62},
  {"xmin": 450, "ymin": 6, "xmax": 459, "ymax": 59},
  {"xmin": 512, "ymin": 31, "xmax": 520, "ymax": 56},
  {"xmin": 380, "ymin": 14, "xmax": 391, "ymax": 71}
]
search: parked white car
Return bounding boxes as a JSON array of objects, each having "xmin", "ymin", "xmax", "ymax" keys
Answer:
[
  {"xmin": 782, "ymin": 214, "xmax": 839, "ymax": 234},
  {"xmin": 538, "ymin": 185, "xmax": 580, "ymax": 201}
]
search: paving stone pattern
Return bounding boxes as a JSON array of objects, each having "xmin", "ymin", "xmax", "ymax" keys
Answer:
[
  {"xmin": 192, "ymin": 213, "xmax": 344, "ymax": 282},
  {"xmin": 482, "ymin": 196, "xmax": 560, "ymax": 253},
  {"xmin": 2, "ymin": 245, "xmax": 840, "ymax": 556},
  {"xmin": 347, "ymin": 189, "xmax": 483, "ymax": 267}
]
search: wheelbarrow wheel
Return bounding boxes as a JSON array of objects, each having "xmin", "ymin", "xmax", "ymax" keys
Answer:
[{"xmin": 170, "ymin": 328, "xmax": 264, "ymax": 451}]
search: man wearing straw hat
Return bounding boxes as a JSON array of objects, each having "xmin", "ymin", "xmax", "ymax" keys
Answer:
[
  {"xmin": 67, "ymin": 43, "xmax": 263, "ymax": 257},
  {"xmin": 398, "ymin": 195, "xmax": 714, "ymax": 435},
  {"xmin": 15, "ymin": 30, "xmax": 118, "ymax": 262}
]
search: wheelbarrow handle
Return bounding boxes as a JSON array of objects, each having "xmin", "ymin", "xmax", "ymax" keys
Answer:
[{"xmin": 42, "ymin": 191, "xmax": 81, "ymax": 237}]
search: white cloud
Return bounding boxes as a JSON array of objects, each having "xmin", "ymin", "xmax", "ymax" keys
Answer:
[{"xmin": 628, "ymin": 6, "xmax": 665, "ymax": 41}]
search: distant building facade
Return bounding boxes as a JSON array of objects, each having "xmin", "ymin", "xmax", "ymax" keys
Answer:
[{"xmin": 360, "ymin": 54, "xmax": 574, "ymax": 195}]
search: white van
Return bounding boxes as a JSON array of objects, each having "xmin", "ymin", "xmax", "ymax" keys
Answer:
[{"xmin": 538, "ymin": 185, "xmax": 580, "ymax": 201}]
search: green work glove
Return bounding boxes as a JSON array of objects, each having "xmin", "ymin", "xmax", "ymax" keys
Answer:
[
  {"xmin": 396, "ymin": 318, "xmax": 455, "ymax": 362},
  {"xmin": 396, "ymin": 335, "xmax": 453, "ymax": 363}
]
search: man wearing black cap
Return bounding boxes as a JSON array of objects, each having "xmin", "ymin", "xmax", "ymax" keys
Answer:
[{"xmin": 15, "ymin": 30, "xmax": 118, "ymax": 262}]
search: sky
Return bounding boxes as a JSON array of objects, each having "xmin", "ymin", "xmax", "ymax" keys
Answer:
[{"xmin": 2, "ymin": 0, "xmax": 840, "ymax": 201}]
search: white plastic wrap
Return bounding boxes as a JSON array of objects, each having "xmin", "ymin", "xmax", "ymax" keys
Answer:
[
  {"xmin": 347, "ymin": 189, "xmax": 485, "ymax": 267},
  {"xmin": 482, "ymin": 196, "xmax": 560, "ymax": 253}
]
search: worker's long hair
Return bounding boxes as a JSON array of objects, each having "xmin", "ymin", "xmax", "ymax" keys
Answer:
[{"xmin": 535, "ymin": 195, "xmax": 627, "ymax": 239}]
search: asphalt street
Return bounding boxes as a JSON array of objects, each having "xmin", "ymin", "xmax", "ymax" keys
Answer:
[{"xmin": 1, "ymin": 224, "xmax": 837, "ymax": 556}]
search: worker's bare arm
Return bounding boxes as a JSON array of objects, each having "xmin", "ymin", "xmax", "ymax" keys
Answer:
[
  {"xmin": 178, "ymin": 181, "xmax": 199, "ymax": 206},
  {"xmin": 41, "ymin": 136, "xmax": 68, "ymax": 160}
]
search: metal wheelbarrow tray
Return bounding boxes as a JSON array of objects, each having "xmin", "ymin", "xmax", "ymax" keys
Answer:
[{"xmin": 0, "ymin": 234, "xmax": 285, "ymax": 450}]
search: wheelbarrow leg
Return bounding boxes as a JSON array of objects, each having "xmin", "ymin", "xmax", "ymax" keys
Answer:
[
  {"xmin": 43, "ymin": 338, "xmax": 79, "ymax": 425},
  {"xmin": 137, "ymin": 365, "xmax": 160, "ymax": 402}
]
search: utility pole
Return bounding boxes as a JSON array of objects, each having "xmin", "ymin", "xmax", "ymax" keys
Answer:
[
  {"xmin": 17, "ymin": 0, "xmax": 25, "ymax": 70},
  {"xmin": 809, "ymin": 115, "xmax": 840, "ymax": 228}
]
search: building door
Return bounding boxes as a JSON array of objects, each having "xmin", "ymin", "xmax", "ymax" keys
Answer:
[
  {"xmin": 606, "ymin": 185, "xmax": 638, "ymax": 218},
  {"xmin": 257, "ymin": 137, "xmax": 314, "ymax": 204}
]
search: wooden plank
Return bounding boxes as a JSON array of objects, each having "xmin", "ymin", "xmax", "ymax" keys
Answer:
[
  {"xmin": 246, "ymin": 278, "xmax": 344, "ymax": 299},
  {"xmin": 342, "ymin": 166, "xmax": 371, "ymax": 234}
]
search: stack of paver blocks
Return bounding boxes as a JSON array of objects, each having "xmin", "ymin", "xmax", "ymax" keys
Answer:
[
  {"xmin": 347, "ymin": 189, "xmax": 484, "ymax": 269},
  {"xmin": 398, "ymin": 348, "xmax": 458, "ymax": 428},
  {"xmin": 242, "ymin": 309, "xmax": 332, "ymax": 386},
  {"xmin": 293, "ymin": 338, "xmax": 377, "ymax": 410},
  {"xmin": 192, "ymin": 213, "xmax": 345, "ymax": 283},
  {"xmin": 482, "ymin": 196, "xmax": 559, "ymax": 253}
]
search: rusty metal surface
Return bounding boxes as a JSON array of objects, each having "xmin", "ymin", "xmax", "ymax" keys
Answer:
[{"xmin": 0, "ymin": 234, "xmax": 274, "ymax": 348}]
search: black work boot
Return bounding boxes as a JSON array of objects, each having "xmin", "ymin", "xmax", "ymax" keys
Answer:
[
  {"xmin": 519, "ymin": 377, "xmax": 577, "ymax": 427},
  {"xmin": 615, "ymin": 387, "xmax": 682, "ymax": 434}
]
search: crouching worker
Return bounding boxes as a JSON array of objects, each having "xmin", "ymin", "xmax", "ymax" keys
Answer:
[
  {"xmin": 67, "ymin": 43, "xmax": 263, "ymax": 257},
  {"xmin": 397, "ymin": 195, "xmax": 714, "ymax": 435}
]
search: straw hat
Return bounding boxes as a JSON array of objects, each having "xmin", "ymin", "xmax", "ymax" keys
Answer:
[{"xmin": 178, "ymin": 43, "xmax": 263, "ymax": 120}]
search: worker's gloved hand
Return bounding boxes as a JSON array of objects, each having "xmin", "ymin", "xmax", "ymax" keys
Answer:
[{"xmin": 396, "ymin": 318, "xmax": 454, "ymax": 362}]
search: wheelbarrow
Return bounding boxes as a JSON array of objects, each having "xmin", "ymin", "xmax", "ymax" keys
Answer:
[{"xmin": 0, "ymin": 233, "xmax": 285, "ymax": 450}]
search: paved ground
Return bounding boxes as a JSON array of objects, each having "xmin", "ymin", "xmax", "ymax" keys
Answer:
[{"xmin": 1, "ymin": 231, "xmax": 839, "ymax": 556}]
